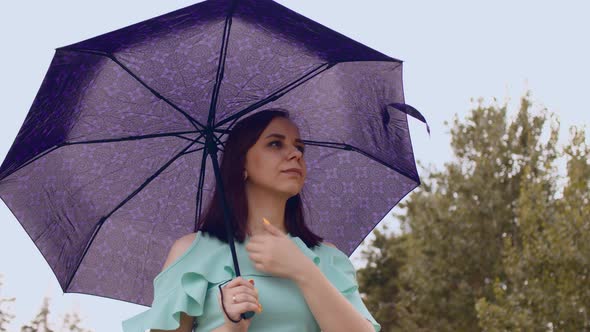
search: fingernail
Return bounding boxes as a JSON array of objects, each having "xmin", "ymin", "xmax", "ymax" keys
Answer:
[
  {"xmin": 258, "ymin": 303, "xmax": 263, "ymax": 312},
  {"xmin": 249, "ymin": 279, "xmax": 255, "ymax": 285}
]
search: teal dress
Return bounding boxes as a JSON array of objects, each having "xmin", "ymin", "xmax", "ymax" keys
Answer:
[{"xmin": 122, "ymin": 231, "xmax": 381, "ymax": 332}]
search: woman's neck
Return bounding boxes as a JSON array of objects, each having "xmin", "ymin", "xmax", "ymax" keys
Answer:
[{"xmin": 245, "ymin": 186, "xmax": 288, "ymax": 236}]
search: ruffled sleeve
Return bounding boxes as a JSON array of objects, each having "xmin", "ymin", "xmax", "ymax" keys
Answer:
[
  {"xmin": 121, "ymin": 232, "xmax": 234, "ymax": 332},
  {"xmin": 321, "ymin": 245, "xmax": 382, "ymax": 332}
]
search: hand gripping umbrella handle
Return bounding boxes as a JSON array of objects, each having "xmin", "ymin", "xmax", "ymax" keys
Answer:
[{"xmin": 218, "ymin": 281, "xmax": 257, "ymax": 322}]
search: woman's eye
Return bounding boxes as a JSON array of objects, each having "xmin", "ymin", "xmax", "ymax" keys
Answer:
[{"xmin": 269, "ymin": 141, "xmax": 305, "ymax": 154}]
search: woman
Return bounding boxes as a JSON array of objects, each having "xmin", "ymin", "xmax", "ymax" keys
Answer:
[{"xmin": 122, "ymin": 109, "xmax": 381, "ymax": 332}]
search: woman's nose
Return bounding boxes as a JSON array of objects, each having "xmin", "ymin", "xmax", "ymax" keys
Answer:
[{"xmin": 287, "ymin": 145, "xmax": 303, "ymax": 159}]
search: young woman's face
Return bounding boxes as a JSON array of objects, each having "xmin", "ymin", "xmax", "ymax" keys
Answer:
[{"xmin": 244, "ymin": 117, "xmax": 307, "ymax": 198}]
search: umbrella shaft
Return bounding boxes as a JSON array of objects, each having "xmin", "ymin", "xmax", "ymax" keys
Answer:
[{"xmin": 208, "ymin": 144, "xmax": 242, "ymax": 277}]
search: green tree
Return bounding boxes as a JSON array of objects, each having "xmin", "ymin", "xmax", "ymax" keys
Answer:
[
  {"xmin": 475, "ymin": 126, "xmax": 590, "ymax": 331},
  {"xmin": 20, "ymin": 296, "xmax": 94, "ymax": 332},
  {"xmin": 401, "ymin": 94, "xmax": 559, "ymax": 331},
  {"xmin": 57, "ymin": 312, "xmax": 93, "ymax": 332},
  {"xmin": 357, "ymin": 225, "xmax": 410, "ymax": 331},
  {"xmin": 21, "ymin": 297, "xmax": 54, "ymax": 332},
  {"xmin": 359, "ymin": 92, "xmax": 589, "ymax": 331},
  {"xmin": 0, "ymin": 276, "xmax": 94, "ymax": 332},
  {"xmin": 0, "ymin": 275, "xmax": 15, "ymax": 332}
]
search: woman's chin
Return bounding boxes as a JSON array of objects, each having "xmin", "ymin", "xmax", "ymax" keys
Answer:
[{"xmin": 276, "ymin": 186, "xmax": 302, "ymax": 198}]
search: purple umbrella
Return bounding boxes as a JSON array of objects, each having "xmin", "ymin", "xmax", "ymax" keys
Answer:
[{"xmin": 0, "ymin": 0, "xmax": 427, "ymax": 311}]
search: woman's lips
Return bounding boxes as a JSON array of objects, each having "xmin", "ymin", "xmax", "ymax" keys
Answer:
[{"xmin": 281, "ymin": 170, "xmax": 302, "ymax": 176}]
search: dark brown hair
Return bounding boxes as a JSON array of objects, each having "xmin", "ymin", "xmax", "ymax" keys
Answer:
[{"xmin": 197, "ymin": 109, "xmax": 323, "ymax": 248}]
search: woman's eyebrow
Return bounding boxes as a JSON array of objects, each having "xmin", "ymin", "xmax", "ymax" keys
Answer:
[{"xmin": 264, "ymin": 133, "xmax": 304, "ymax": 144}]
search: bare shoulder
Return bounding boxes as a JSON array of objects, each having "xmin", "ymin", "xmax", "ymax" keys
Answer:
[
  {"xmin": 161, "ymin": 232, "xmax": 198, "ymax": 271},
  {"xmin": 175, "ymin": 232, "xmax": 198, "ymax": 247}
]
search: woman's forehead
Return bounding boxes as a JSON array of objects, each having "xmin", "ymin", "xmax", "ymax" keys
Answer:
[{"xmin": 263, "ymin": 118, "xmax": 300, "ymax": 137}]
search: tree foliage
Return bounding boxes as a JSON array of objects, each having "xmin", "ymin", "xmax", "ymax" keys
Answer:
[
  {"xmin": 0, "ymin": 277, "xmax": 93, "ymax": 332},
  {"xmin": 475, "ymin": 125, "xmax": 590, "ymax": 331},
  {"xmin": 20, "ymin": 297, "xmax": 54, "ymax": 332},
  {"xmin": 0, "ymin": 275, "xmax": 15, "ymax": 332},
  {"xmin": 20, "ymin": 296, "xmax": 94, "ymax": 332},
  {"xmin": 57, "ymin": 312, "xmax": 93, "ymax": 332},
  {"xmin": 358, "ymin": 93, "xmax": 590, "ymax": 331},
  {"xmin": 357, "ymin": 225, "xmax": 410, "ymax": 330}
]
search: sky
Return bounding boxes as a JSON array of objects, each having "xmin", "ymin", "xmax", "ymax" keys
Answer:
[{"xmin": 1, "ymin": 1, "xmax": 589, "ymax": 331}]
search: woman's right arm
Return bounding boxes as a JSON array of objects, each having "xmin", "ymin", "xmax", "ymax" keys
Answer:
[
  {"xmin": 148, "ymin": 234, "xmax": 254, "ymax": 332},
  {"xmin": 150, "ymin": 312, "xmax": 195, "ymax": 332},
  {"xmin": 150, "ymin": 234, "xmax": 198, "ymax": 332},
  {"xmin": 210, "ymin": 324, "xmax": 235, "ymax": 331}
]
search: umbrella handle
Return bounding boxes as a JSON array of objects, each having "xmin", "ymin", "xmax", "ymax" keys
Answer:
[{"xmin": 242, "ymin": 311, "xmax": 256, "ymax": 319}]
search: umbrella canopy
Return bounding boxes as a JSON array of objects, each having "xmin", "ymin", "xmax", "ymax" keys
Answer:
[{"xmin": 0, "ymin": 0, "xmax": 427, "ymax": 307}]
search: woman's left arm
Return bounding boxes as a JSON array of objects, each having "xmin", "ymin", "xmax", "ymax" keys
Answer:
[
  {"xmin": 293, "ymin": 258, "xmax": 374, "ymax": 332},
  {"xmin": 246, "ymin": 220, "xmax": 375, "ymax": 332}
]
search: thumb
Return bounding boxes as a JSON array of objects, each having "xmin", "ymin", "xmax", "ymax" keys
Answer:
[{"xmin": 262, "ymin": 217, "xmax": 283, "ymax": 236}]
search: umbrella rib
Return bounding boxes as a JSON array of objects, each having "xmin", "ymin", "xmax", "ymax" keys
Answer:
[
  {"xmin": 174, "ymin": 134, "xmax": 206, "ymax": 145},
  {"xmin": 193, "ymin": 147, "xmax": 209, "ymax": 232},
  {"xmin": 177, "ymin": 135, "xmax": 203, "ymax": 143},
  {"xmin": 0, "ymin": 131, "xmax": 204, "ymax": 182},
  {"xmin": 211, "ymin": 132, "xmax": 226, "ymax": 149},
  {"xmin": 0, "ymin": 145, "xmax": 59, "ymax": 182},
  {"xmin": 216, "ymin": 62, "xmax": 335, "ymax": 128},
  {"xmin": 301, "ymin": 139, "xmax": 419, "ymax": 183},
  {"xmin": 56, "ymin": 47, "xmax": 206, "ymax": 131},
  {"xmin": 332, "ymin": 59, "xmax": 403, "ymax": 65},
  {"xmin": 206, "ymin": 0, "xmax": 238, "ymax": 128},
  {"xmin": 64, "ymin": 137, "xmax": 202, "ymax": 291},
  {"xmin": 213, "ymin": 117, "xmax": 242, "ymax": 144},
  {"xmin": 182, "ymin": 146, "xmax": 207, "ymax": 155},
  {"xmin": 62, "ymin": 130, "xmax": 202, "ymax": 146}
]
